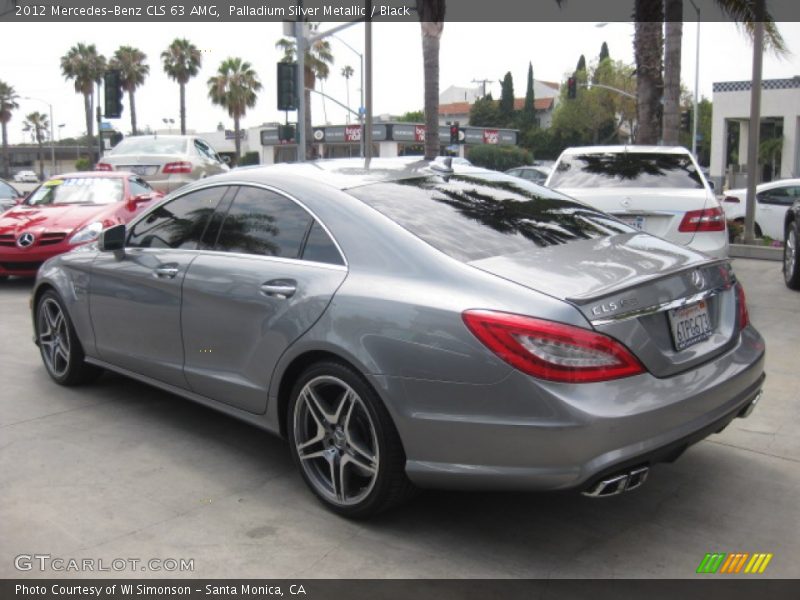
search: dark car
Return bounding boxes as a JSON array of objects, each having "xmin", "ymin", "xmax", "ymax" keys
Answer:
[
  {"xmin": 0, "ymin": 178, "xmax": 24, "ymax": 213},
  {"xmin": 784, "ymin": 197, "xmax": 800, "ymax": 289}
]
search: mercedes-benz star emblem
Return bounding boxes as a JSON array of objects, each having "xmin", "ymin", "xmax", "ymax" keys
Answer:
[
  {"xmin": 16, "ymin": 233, "xmax": 35, "ymax": 248},
  {"xmin": 691, "ymin": 270, "xmax": 706, "ymax": 291}
]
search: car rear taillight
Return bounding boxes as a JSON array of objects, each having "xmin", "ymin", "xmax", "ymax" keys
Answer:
[
  {"xmin": 96, "ymin": 162, "xmax": 112, "ymax": 171},
  {"xmin": 462, "ymin": 310, "xmax": 645, "ymax": 383},
  {"xmin": 736, "ymin": 283, "xmax": 750, "ymax": 329},
  {"xmin": 163, "ymin": 161, "xmax": 192, "ymax": 174},
  {"xmin": 678, "ymin": 207, "xmax": 726, "ymax": 232},
  {"xmin": 723, "ymin": 196, "xmax": 741, "ymax": 203}
]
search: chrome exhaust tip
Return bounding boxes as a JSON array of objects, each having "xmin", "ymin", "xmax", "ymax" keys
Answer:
[
  {"xmin": 582, "ymin": 467, "xmax": 650, "ymax": 498},
  {"xmin": 738, "ymin": 390, "xmax": 763, "ymax": 419}
]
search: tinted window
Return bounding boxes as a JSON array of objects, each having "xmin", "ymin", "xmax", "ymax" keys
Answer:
[
  {"xmin": 759, "ymin": 186, "xmax": 795, "ymax": 206},
  {"xmin": 215, "ymin": 187, "xmax": 312, "ymax": 258},
  {"xmin": 549, "ymin": 152, "xmax": 704, "ymax": 189},
  {"xmin": 128, "ymin": 186, "xmax": 225, "ymax": 249},
  {"xmin": 129, "ymin": 177, "xmax": 153, "ymax": 196},
  {"xmin": 26, "ymin": 177, "xmax": 124, "ymax": 205},
  {"xmin": 302, "ymin": 222, "xmax": 344, "ymax": 265},
  {"xmin": 110, "ymin": 137, "xmax": 188, "ymax": 155},
  {"xmin": 0, "ymin": 181, "xmax": 17, "ymax": 199},
  {"xmin": 349, "ymin": 174, "xmax": 632, "ymax": 262}
]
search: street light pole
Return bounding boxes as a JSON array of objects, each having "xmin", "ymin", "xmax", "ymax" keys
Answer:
[
  {"xmin": 689, "ymin": 0, "xmax": 701, "ymax": 159},
  {"xmin": 23, "ymin": 96, "xmax": 56, "ymax": 176},
  {"xmin": 332, "ymin": 34, "xmax": 365, "ymax": 158}
]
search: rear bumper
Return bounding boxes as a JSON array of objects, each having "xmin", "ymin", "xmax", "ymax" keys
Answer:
[{"xmin": 374, "ymin": 326, "xmax": 765, "ymax": 491}]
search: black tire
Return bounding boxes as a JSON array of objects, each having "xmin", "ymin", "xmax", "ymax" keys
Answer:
[
  {"xmin": 287, "ymin": 360, "xmax": 416, "ymax": 518},
  {"xmin": 35, "ymin": 290, "xmax": 102, "ymax": 386},
  {"xmin": 784, "ymin": 220, "xmax": 800, "ymax": 290}
]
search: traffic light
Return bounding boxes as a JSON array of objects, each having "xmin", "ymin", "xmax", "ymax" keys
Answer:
[
  {"xmin": 103, "ymin": 69, "xmax": 123, "ymax": 119},
  {"xmin": 278, "ymin": 124, "xmax": 295, "ymax": 142},
  {"xmin": 567, "ymin": 77, "xmax": 577, "ymax": 100},
  {"xmin": 277, "ymin": 62, "xmax": 297, "ymax": 111},
  {"xmin": 450, "ymin": 122, "xmax": 460, "ymax": 144},
  {"xmin": 681, "ymin": 110, "xmax": 692, "ymax": 132}
]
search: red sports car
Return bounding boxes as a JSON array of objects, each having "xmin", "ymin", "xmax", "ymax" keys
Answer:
[{"xmin": 0, "ymin": 171, "xmax": 162, "ymax": 279}]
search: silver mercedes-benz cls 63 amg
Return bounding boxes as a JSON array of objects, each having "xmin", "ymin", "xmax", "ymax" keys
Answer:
[{"xmin": 31, "ymin": 158, "xmax": 765, "ymax": 517}]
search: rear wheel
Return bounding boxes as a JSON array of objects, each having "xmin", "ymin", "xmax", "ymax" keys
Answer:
[
  {"xmin": 288, "ymin": 361, "xmax": 415, "ymax": 518},
  {"xmin": 36, "ymin": 291, "xmax": 102, "ymax": 385},
  {"xmin": 784, "ymin": 221, "xmax": 800, "ymax": 290}
]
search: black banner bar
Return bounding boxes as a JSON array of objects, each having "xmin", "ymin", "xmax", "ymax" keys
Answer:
[{"xmin": 3, "ymin": 0, "xmax": 800, "ymax": 22}]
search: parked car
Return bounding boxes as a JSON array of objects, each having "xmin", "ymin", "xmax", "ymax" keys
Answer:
[
  {"xmin": 784, "ymin": 196, "xmax": 800, "ymax": 290},
  {"xmin": 0, "ymin": 172, "xmax": 162, "ymax": 279},
  {"xmin": 31, "ymin": 158, "xmax": 764, "ymax": 517},
  {"xmin": 14, "ymin": 170, "xmax": 39, "ymax": 183},
  {"xmin": 722, "ymin": 178, "xmax": 800, "ymax": 242},
  {"xmin": 506, "ymin": 165, "xmax": 551, "ymax": 185},
  {"xmin": 0, "ymin": 178, "xmax": 24, "ymax": 213},
  {"xmin": 97, "ymin": 135, "xmax": 229, "ymax": 193},
  {"xmin": 546, "ymin": 146, "xmax": 727, "ymax": 258}
]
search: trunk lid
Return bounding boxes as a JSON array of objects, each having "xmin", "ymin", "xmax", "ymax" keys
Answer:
[{"xmin": 469, "ymin": 232, "xmax": 738, "ymax": 377}]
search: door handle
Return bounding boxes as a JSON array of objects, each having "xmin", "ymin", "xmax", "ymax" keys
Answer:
[
  {"xmin": 153, "ymin": 265, "xmax": 179, "ymax": 279},
  {"xmin": 260, "ymin": 279, "xmax": 297, "ymax": 299}
]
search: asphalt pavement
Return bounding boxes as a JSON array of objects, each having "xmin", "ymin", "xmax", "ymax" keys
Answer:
[{"xmin": 0, "ymin": 258, "xmax": 798, "ymax": 579}]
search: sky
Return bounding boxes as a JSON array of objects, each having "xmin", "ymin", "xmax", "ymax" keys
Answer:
[{"xmin": 1, "ymin": 20, "xmax": 799, "ymax": 143}]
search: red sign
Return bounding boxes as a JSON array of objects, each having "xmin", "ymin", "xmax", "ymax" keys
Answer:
[
  {"xmin": 483, "ymin": 129, "xmax": 499, "ymax": 144},
  {"xmin": 345, "ymin": 125, "xmax": 361, "ymax": 142},
  {"xmin": 415, "ymin": 125, "xmax": 426, "ymax": 142}
]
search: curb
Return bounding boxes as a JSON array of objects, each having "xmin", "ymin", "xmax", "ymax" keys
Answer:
[{"xmin": 729, "ymin": 244, "xmax": 783, "ymax": 262}]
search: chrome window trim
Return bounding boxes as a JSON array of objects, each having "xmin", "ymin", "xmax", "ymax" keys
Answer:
[
  {"xmin": 125, "ymin": 246, "xmax": 348, "ymax": 272},
  {"xmin": 125, "ymin": 180, "xmax": 348, "ymax": 267},
  {"xmin": 590, "ymin": 282, "xmax": 732, "ymax": 326}
]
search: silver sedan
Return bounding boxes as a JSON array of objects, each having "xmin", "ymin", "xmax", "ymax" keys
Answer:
[
  {"xmin": 97, "ymin": 135, "xmax": 229, "ymax": 193},
  {"xmin": 31, "ymin": 158, "xmax": 765, "ymax": 517}
]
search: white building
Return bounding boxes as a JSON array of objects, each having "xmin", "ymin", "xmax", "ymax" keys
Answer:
[{"xmin": 710, "ymin": 76, "xmax": 800, "ymax": 189}]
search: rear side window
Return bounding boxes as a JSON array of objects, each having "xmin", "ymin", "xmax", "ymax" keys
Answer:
[
  {"xmin": 549, "ymin": 152, "xmax": 705, "ymax": 189},
  {"xmin": 127, "ymin": 186, "xmax": 226, "ymax": 249},
  {"xmin": 129, "ymin": 177, "xmax": 153, "ymax": 196},
  {"xmin": 348, "ymin": 174, "xmax": 632, "ymax": 263},
  {"xmin": 215, "ymin": 186, "xmax": 312, "ymax": 258},
  {"xmin": 302, "ymin": 222, "xmax": 344, "ymax": 265},
  {"xmin": 0, "ymin": 180, "xmax": 17, "ymax": 199}
]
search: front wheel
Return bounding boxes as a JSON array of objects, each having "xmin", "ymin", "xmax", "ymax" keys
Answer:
[
  {"xmin": 784, "ymin": 221, "xmax": 800, "ymax": 290},
  {"xmin": 36, "ymin": 291, "xmax": 102, "ymax": 385},
  {"xmin": 288, "ymin": 361, "xmax": 415, "ymax": 518}
]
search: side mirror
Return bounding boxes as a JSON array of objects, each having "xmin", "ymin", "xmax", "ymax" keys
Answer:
[
  {"xmin": 708, "ymin": 180, "xmax": 715, "ymax": 192},
  {"xmin": 98, "ymin": 224, "xmax": 126, "ymax": 252},
  {"xmin": 221, "ymin": 155, "xmax": 231, "ymax": 165},
  {"xmin": 127, "ymin": 193, "xmax": 155, "ymax": 210}
]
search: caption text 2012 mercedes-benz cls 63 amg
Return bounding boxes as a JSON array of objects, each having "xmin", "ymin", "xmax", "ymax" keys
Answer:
[{"xmin": 31, "ymin": 158, "xmax": 765, "ymax": 517}]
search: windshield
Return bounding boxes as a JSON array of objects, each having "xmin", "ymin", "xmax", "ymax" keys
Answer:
[
  {"xmin": 109, "ymin": 137, "xmax": 188, "ymax": 156},
  {"xmin": 349, "ymin": 173, "xmax": 633, "ymax": 263},
  {"xmin": 549, "ymin": 152, "xmax": 705, "ymax": 189},
  {"xmin": 26, "ymin": 177, "xmax": 124, "ymax": 206}
]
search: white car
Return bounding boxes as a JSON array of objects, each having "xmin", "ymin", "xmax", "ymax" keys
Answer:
[
  {"xmin": 722, "ymin": 179, "xmax": 800, "ymax": 242},
  {"xmin": 13, "ymin": 170, "xmax": 39, "ymax": 183},
  {"xmin": 546, "ymin": 146, "xmax": 727, "ymax": 258}
]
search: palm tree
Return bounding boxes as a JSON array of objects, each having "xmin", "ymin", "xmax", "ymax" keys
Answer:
[
  {"xmin": 60, "ymin": 43, "xmax": 105, "ymax": 164},
  {"xmin": 276, "ymin": 23, "xmax": 334, "ymax": 157},
  {"xmin": 22, "ymin": 111, "xmax": 49, "ymax": 180},
  {"xmin": 0, "ymin": 80, "xmax": 19, "ymax": 179},
  {"xmin": 341, "ymin": 65, "xmax": 354, "ymax": 124},
  {"xmin": 110, "ymin": 46, "xmax": 149, "ymax": 136},
  {"xmin": 416, "ymin": 0, "xmax": 446, "ymax": 160},
  {"xmin": 661, "ymin": 0, "xmax": 786, "ymax": 146},
  {"xmin": 633, "ymin": 0, "xmax": 664, "ymax": 145},
  {"xmin": 207, "ymin": 58, "xmax": 262, "ymax": 165},
  {"xmin": 161, "ymin": 39, "xmax": 202, "ymax": 135}
]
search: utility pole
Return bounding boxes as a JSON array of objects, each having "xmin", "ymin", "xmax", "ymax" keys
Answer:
[
  {"xmin": 95, "ymin": 80, "xmax": 103, "ymax": 164},
  {"xmin": 365, "ymin": 1, "xmax": 373, "ymax": 164},
  {"xmin": 295, "ymin": 17, "xmax": 306, "ymax": 162},
  {"xmin": 744, "ymin": 12, "xmax": 764, "ymax": 244},
  {"xmin": 689, "ymin": 0, "xmax": 701, "ymax": 159},
  {"xmin": 472, "ymin": 78, "xmax": 491, "ymax": 99}
]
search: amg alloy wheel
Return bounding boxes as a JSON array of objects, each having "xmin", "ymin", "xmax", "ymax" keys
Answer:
[
  {"xmin": 36, "ymin": 291, "xmax": 102, "ymax": 385},
  {"xmin": 288, "ymin": 362, "xmax": 415, "ymax": 517},
  {"xmin": 785, "ymin": 222, "xmax": 800, "ymax": 290}
]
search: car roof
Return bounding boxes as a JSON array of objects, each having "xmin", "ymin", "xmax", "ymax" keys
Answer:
[
  {"xmin": 559, "ymin": 145, "xmax": 692, "ymax": 155},
  {"xmin": 223, "ymin": 157, "xmax": 486, "ymax": 191},
  {"xmin": 48, "ymin": 171, "xmax": 133, "ymax": 180}
]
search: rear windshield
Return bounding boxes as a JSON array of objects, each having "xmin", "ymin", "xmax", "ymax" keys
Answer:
[
  {"xmin": 109, "ymin": 137, "xmax": 188, "ymax": 155},
  {"xmin": 548, "ymin": 152, "xmax": 705, "ymax": 189},
  {"xmin": 348, "ymin": 173, "xmax": 633, "ymax": 263},
  {"xmin": 26, "ymin": 177, "xmax": 124, "ymax": 206}
]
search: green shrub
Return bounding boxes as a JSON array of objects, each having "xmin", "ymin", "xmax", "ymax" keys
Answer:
[
  {"xmin": 74, "ymin": 158, "xmax": 91, "ymax": 171},
  {"xmin": 238, "ymin": 151, "xmax": 261, "ymax": 167},
  {"xmin": 467, "ymin": 145, "xmax": 532, "ymax": 171}
]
